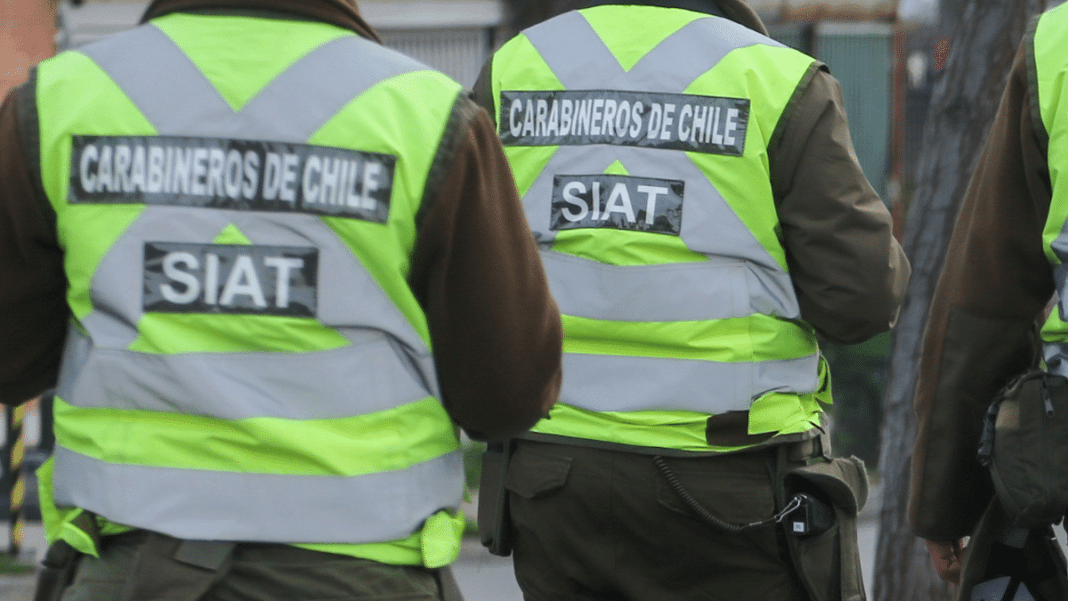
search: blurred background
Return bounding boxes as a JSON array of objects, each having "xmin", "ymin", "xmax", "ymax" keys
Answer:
[{"xmin": 0, "ymin": 2, "xmax": 1046, "ymax": 601}]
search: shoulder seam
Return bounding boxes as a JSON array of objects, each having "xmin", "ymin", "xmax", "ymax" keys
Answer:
[
  {"xmin": 416, "ymin": 92, "xmax": 481, "ymax": 229},
  {"xmin": 14, "ymin": 68, "xmax": 55, "ymax": 228},
  {"xmin": 769, "ymin": 59, "xmax": 822, "ymax": 156},
  {"xmin": 1025, "ymin": 13, "xmax": 1049, "ymax": 155}
]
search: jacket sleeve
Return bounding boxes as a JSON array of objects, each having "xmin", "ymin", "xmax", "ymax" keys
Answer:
[
  {"xmin": 771, "ymin": 65, "xmax": 910, "ymax": 345},
  {"xmin": 409, "ymin": 98, "xmax": 563, "ymax": 440},
  {"xmin": 0, "ymin": 78, "xmax": 69, "ymax": 406},
  {"xmin": 909, "ymin": 40, "xmax": 1054, "ymax": 541}
]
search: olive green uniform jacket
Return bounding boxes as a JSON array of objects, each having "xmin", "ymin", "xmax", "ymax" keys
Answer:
[{"xmin": 909, "ymin": 27, "xmax": 1055, "ymax": 544}]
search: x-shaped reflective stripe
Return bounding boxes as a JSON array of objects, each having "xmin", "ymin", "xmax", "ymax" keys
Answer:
[
  {"xmin": 516, "ymin": 12, "xmax": 788, "ymax": 275},
  {"xmin": 71, "ymin": 24, "xmax": 436, "ymax": 392},
  {"xmin": 80, "ymin": 24, "xmax": 423, "ymax": 140}
]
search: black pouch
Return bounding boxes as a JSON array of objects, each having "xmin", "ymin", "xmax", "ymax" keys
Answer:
[
  {"xmin": 780, "ymin": 455, "xmax": 869, "ymax": 601},
  {"xmin": 33, "ymin": 540, "xmax": 80, "ymax": 601},
  {"xmin": 477, "ymin": 439, "xmax": 515, "ymax": 556},
  {"xmin": 977, "ymin": 370, "xmax": 1068, "ymax": 529}
]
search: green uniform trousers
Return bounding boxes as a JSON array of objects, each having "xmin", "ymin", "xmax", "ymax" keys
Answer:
[
  {"xmin": 505, "ymin": 440, "xmax": 811, "ymax": 601},
  {"xmin": 35, "ymin": 530, "xmax": 456, "ymax": 601}
]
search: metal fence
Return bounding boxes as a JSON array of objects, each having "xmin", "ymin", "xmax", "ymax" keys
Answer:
[
  {"xmin": 0, "ymin": 396, "xmax": 50, "ymax": 561},
  {"xmin": 768, "ymin": 20, "xmax": 896, "ymax": 201}
]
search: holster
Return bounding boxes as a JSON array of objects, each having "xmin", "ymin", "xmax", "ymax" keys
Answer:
[
  {"xmin": 33, "ymin": 540, "xmax": 80, "ymax": 601},
  {"xmin": 33, "ymin": 510, "xmax": 100, "ymax": 601},
  {"xmin": 477, "ymin": 439, "xmax": 515, "ymax": 556},
  {"xmin": 777, "ymin": 445, "xmax": 869, "ymax": 601}
]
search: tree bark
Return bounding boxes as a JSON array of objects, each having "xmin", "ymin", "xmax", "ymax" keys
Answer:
[{"xmin": 873, "ymin": 1, "xmax": 1048, "ymax": 600}]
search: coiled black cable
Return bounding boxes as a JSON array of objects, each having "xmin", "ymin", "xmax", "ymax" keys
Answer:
[{"xmin": 653, "ymin": 455, "xmax": 800, "ymax": 533}]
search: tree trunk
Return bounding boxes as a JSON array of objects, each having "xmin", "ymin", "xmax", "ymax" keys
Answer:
[{"xmin": 873, "ymin": 1, "xmax": 1049, "ymax": 600}]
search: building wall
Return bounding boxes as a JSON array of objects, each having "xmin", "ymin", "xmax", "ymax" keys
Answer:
[
  {"xmin": 769, "ymin": 21, "xmax": 896, "ymax": 202},
  {"xmin": 380, "ymin": 28, "xmax": 491, "ymax": 88},
  {"xmin": 360, "ymin": 0, "xmax": 502, "ymax": 29},
  {"xmin": 358, "ymin": 0, "xmax": 504, "ymax": 87},
  {"xmin": 0, "ymin": 0, "xmax": 56, "ymax": 98},
  {"xmin": 746, "ymin": 0, "xmax": 897, "ymax": 21}
]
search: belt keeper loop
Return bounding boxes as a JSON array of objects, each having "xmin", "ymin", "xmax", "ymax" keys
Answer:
[
  {"xmin": 173, "ymin": 540, "xmax": 236, "ymax": 571},
  {"xmin": 785, "ymin": 436, "xmax": 825, "ymax": 463}
]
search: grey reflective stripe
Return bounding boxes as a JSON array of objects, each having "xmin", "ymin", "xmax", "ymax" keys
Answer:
[
  {"xmin": 1046, "ymin": 245, "xmax": 1068, "ymax": 376},
  {"xmin": 524, "ymin": 13, "xmax": 623, "ymax": 87},
  {"xmin": 57, "ymin": 327, "xmax": 430, "ymax": 420},
  {"xmin": 1053, "ymin": 259, "xmax": 1068, "ymax": 314},
  {"xmin": 79, "ymin": 24, "xmax": 426, "ymax": 139},
  {"xmin": 1050, "ymin": 226, "xmax": 1068, "ymax": 267},
  {"xmin": 560, "ymin": 353, "xmax": 820, "ymax": 414},
  {"xmin": 1046, "ymin": 341, "xmax": 1068, "ymax": 379},
  {"xmin": 78, "ymin": 25, "xmax": 231, "ymax": 137},
  {"xmin": 1049, "ymin": 235, "xmax": 1068, "ymax": 323},
  {"xmin": 53, "ymin": 445, "xmax": 464, "ymax": 544},
  {"xmin": 541, "ymin": 249, "xmax": 799, "ymax": 322}
]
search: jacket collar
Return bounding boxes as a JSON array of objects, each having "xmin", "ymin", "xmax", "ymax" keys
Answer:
[
  {"xmin": 584, "ymin": 0, "xmax": 726, "ymax": 18},
  {"xmin": 140, "ymin": 0, "xmax": 381, "ymax": 42},
  {"xmin": 578, "ymin": 0, "xmax": 768, "ymax": 36}
]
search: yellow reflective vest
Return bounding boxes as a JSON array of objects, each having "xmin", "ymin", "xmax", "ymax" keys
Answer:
[
  {"xmin": 489, "ymin": 5, "xmax": 831, "ymax": 451},
  {"xmin": 34, "ymin": 11, "xmax": 466, "ymax": 566}
]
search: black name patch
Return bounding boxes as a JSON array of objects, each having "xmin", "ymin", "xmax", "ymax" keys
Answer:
[
  {"xmin": 551, "ymin": 174, "xmax": 684, "ymax": 235},
  {"xmin": 70, "ymin": 135, "xmax": 396, "ymax": 223},
  {"xmin": 501, "ymin": 90, "xmax": 749, "ymax": 156},
  {"xmin": 143, "ymin": 243, "xmax": 318, "ymax": 317}
]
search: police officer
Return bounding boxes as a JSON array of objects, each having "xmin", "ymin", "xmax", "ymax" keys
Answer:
[
  {"xmin": 474, "ymin": 0, "xmax": 909, "ymax": 599},
  {"xmin": 912, "ymin": 4, "xmax": 1068, "ymax": 599},
  {"xmin": 0, "ymin": 0, "xmax": 562, "ymax": 599}
]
